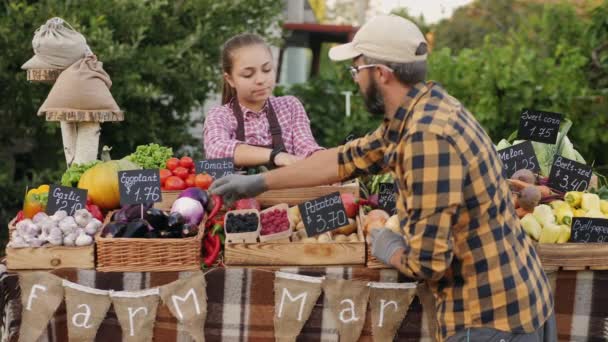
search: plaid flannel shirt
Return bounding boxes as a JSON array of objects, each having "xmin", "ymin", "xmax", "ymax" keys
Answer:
[
  {"xmin": 203, "ymin": 96, "xmax": 323, "ymax": 159},
  {"xmin": 338, "ymin": 82, "xmax": 553, "ymax": 341}
]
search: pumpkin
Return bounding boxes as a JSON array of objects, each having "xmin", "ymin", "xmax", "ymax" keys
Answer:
[{"xmin": 77, "ymin": 146, "xmax": 140, "ymax": 210}]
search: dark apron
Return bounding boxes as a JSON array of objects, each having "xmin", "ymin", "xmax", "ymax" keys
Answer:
[{"xmin": 232, "ymin": 98, "xmax": 286, "ymax": 172}]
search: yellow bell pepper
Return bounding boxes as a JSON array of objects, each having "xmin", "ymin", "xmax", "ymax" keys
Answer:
[
  {"xmin": 600, "ymin": 200, "xmax": 608, "ymax": 215},
  {"xmin": 565, "ymin": 191, "xmax": 583, "ymax": 208},
  {"xmin": 539, "ymin": 223, "xmax": 561, "ymax": 244},
  {"xmin": 581, "ymin": 193, "xmax": 601, "ymax": 212},
  {"xmin": 557, "ymin": 225, "xmax": 571, "ymax": 244},
  {"xmin": 554, "ymin": 206, "xmax": 574, "ymax": 226}
]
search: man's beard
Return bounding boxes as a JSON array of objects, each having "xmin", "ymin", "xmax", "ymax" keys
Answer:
[{"xmin": 362, "ymin": 77, "xmax": 385, "ymax": 116}]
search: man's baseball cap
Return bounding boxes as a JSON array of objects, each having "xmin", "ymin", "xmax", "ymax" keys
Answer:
[{"xmin": 329, "ymin": 14, "xmax": 428, "ymax": 63}]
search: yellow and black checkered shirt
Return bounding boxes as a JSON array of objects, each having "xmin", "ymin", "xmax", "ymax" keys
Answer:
[{"xmin": 338, "ymin": 82, "xmax": 553, "ymax": 341}]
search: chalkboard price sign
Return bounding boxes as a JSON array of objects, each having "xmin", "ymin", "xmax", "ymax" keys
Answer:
[
  {"xmin": 497, "ymin": 141, "xmax": 541, "ymax": 178},
  {"xmin": 517, "ymin": 109, "xmax": 562, "ymax": 144},
  {"xmin": 298, "ymin": 192, "xmax": 349, "ymax": 237},
  {"xmin": 570, "ymin": 217, "xmax": 608, "ymax": 243},
  {"xmin": 46, "ymin": 185, "xmax": 87, "ymax": 216},
  {"xmin": 118, "ymin": 169, "xmax": 162, "ymax": 206},
  {"xmin": 547, "ymin": 155, "xmax": 593, "ymax": 193},
  {"xmin": 195, "ymin": 158, "xmax": 234, "ymax": 180},
  {"xmin": 379, "ymin": 182, "xmax": 397, "ymax": 216}
]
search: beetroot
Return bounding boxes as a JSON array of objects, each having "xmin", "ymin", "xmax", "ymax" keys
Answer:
[{"xmin": 341, "ymin": 193, "xmax": 360, "ymax": 218}]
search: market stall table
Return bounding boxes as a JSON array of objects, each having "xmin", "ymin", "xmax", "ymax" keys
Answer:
[{"xmin": 0, "ymin": 267, "xmax": 432, "ymax": 342}]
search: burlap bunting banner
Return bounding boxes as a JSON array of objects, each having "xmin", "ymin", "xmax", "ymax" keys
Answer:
[
  {"xmin": 63, "ymin": 280, "xmax": 112, "ymax": 342},
  {"xmin": 369, "ymin": 282, "xmax": 417, "ymax": 341},
  {"xmin": 110, "ymin": 288, "xmax": 160, "ymax": 342},
  {"xmin": 323, "ymin": 278, "xmax": 370, "ymax": 342},
  {"xmin": 273, "ymin": 272, "xmax": 324, "ymax": 342},
  {"xmin": 160, "ymin": 272, "xmax": 207, "ymax": 342},
  {"xmin": 18, "ymin": 272, "xmax": 64, "ymax": 342}
]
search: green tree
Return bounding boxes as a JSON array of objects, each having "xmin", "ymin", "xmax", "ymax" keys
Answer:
[{"xmin": 0, "ymin": 0, "xmax": 283, "ymax": 254}]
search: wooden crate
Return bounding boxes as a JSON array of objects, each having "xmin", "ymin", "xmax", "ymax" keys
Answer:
[
  {"xmin": 225, "ymin": 206, "xmax": 365, "ymax": 266},
  {"xmin": 256, "ymin": 180, "xmax": 359, "ymax": 206},
  {"xmin": 5, "ymin": 217, "xmax": 95, "ymax": 270},
  {"xmin": 154, "ymin": 190, "xmax": 180, "ymax": 211}
]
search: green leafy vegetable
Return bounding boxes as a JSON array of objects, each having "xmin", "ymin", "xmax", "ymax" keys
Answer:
[
  {"xmin": 60, "ymin": 160, "xmax": 102, "ymax": 187},
  {"xmin": 127, "ymin": 143, "xmax": 173, "ymax": 169}
]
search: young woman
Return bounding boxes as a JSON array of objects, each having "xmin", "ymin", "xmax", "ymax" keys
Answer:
[{"xmin": 203, "ymin": 33, "xmax": 323, "ymax": 168}]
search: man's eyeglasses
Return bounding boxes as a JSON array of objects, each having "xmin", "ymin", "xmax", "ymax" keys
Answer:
[{"xmin": 348, "ymin": 64, "xmax": 394, "ymax": 80}]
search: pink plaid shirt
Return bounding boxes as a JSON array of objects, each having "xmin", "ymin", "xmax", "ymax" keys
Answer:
[{"xmin": 203, "ymin": 96, "xmax": 324, "ymax": 159}]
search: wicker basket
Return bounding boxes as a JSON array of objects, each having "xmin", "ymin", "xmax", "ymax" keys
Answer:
[{"xmin": 95, "ymin": 210, "xmax": 204, "ymax": 272}]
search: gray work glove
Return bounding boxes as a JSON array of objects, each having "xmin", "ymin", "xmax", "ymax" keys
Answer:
[
  {"xmin": 370, "ymin": 228, "xmax": 407, "ymax": 266},
  {"xmin": 209, "ymin": 174, "xmax": 267, "ymax": 206}
]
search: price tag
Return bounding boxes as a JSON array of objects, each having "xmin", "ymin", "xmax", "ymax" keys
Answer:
[
  {"xmin": 46, "ymin": 185, "xmax": 87, "ymax": 216},
  {"xmin": 497, "ymin": 141, "xmax": 541, "ymax": 178},
  {"xmin": 517, "ymin": 109, "xmax": 562, "ymax": 144},
  {"xmin": 298, "ymin": 192, "xmax": 349, "ymax": 237},
  {"xmin": 118, "ymin": 169, "xmax": 163, "ymax": 205},
  {"xmin": 195, "ymin": 158, "xmax": 234, "ymax": 180},
  {"xmin": 379, "ymin": 182, "xmax": 397, "ymax": 216},
  {"xmin": 547, "ymin": 155, "xmax": 592, "ymax": 193},
  {"xmin": 570, "ymin": 217, "xmax": 608, "ymax": 243}
]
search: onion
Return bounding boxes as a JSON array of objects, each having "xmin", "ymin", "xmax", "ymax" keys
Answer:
[
  {"xmin": 178, "ymin": 188, "xmax": 209, "ymax": 209},
  {"xmin": 171, "ymin": 197, "xmax": 204, "ymax": 226}
]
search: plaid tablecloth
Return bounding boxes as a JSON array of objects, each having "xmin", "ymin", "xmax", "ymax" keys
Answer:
[
  {"xmin": 1, "ymin": 268, "xmax": 606, "ymax": 341},
  {"xmin": 0, "ymin": 267, "xmax": 431, "ymax": 342}
]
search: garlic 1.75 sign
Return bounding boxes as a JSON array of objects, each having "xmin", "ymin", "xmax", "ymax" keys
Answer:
[
  {"xmin": 118, "ymin": 169, "xmax": 162, "ymax": 205},
  {"xmin": 299, "ymin": 192, "xmax": 349, "ymax": 237}
]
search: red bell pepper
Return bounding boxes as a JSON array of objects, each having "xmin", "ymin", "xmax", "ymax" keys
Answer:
[{"xmin": 86, "ymin": 203, "xmax": 104, "ymax": 221}]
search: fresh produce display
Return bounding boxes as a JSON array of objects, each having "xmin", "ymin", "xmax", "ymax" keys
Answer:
[
  {"xmin": 77, "ymin": 146, "xmax": 140, "ymax": 210},
  {"xmin": 225, "ymin": 212, "xmax": 259, "ymax": 233},
  {"xmin": 126, "ymin": 143, "xmax": 173, "ymax": 170},
  {"xmin": 289, "ymin": 205, "xmax": 361, "ymax": 242},
  {"xmin": 260, "ymin": 208, "xmax": 290, "ymax": 236},
  {"xmin": 161, "ymin": 155, "xmax": 213, "ymax": 191},
  {"xmin": 8, "ymin": 209, "xmax": 101, "ymax": 248},
  {"xmin": 506, "ymin": 169, "xmax": 561, "ymax": 219},
  {"xmin": 60, "ymin": 160, "xmax": 101, "ymax": 187},
  {"xmin": 22, "ymin": 184, "xmax": 49, "ymax": 219}
]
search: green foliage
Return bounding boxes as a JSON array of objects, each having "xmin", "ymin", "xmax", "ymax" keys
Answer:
[
  {"xmin": 0, "ymin": 0, "xmax": 282, "ymax": 246},
  {"xmin": 275, "ymin": 61, "xmax": 380, "ymax": 147}
]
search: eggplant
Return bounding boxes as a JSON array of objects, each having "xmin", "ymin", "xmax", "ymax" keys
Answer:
[
  {"xmin": 178, "ymin": 188, "xmax": 209, "ymax": 208},
  {"xmin": 145, "ymin": 229, "xmax": 160, "ymax": 239},
  {"xmin": 159, "ymin": 229, "xmax": 182, "ymax": 238},
  {"xmin": 123, "ymin": 219, "xmax": 151, "ymax": 238},
  {"xmin": 113, "ymin": 203, "xmax": 153, "ymax": 222},
  {"xmin": 181, "ymin": 223, "xmax": 199, "ymax": 238},
  {"xmin": 167, "ymin": 212, "xmax": 185, "ymax": 230},
  {"xmin": 145, "ymin": 208, "xmax": 169, "ymax": 230},
  {"xmin": 102, "ymin": 221, "xmax": 127, "ymax": 238}
]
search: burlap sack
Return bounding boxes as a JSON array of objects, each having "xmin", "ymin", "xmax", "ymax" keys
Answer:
[
  {"xmin": 322, "ymin": 279, "xmax": 370, "ymax": 342},
  {"xmin": 273, "ymin": 272, "xmax": 323, "ymax": 342},
  {"xmin": 18, "ymin": 272, "xmax": 64, "ymax": 342},
  {"xmin": 160, "ymin": 272, "xmax": 207, "ymax": 342},
  {"xmin": 38, "ymin": 55, "xmax": 122, "ymax": 120},
  {"xmin": 111, "ymin": 289, "xmax": 160, "ymax": 342},
  {"xmin": 22, "ymin": 17, "xmax": 89, "ymax": 70},
  {"xmin": 64, "ymin": 281, "xmax": 112, "ymax": 342},
  {"xmin": 369, "ymin": 282, "xmax": 417, "ymax": 342}
]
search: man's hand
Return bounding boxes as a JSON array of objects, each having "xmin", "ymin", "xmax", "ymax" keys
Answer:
[
  {"xmin": 209, "ymin": 174, "xmax": 267, "ymax": 206},
  {"xmin": 370, "ymin": 228, "xmax": 407, "ymax": 266}
]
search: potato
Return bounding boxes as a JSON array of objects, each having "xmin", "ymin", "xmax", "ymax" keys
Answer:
[
  {"xmin": 334, "ymin": 218, "xmax": 357, "ymax": 235},
  {"xmin": 334, "ymin": 234, "xmax": 348, "ymax": 242},
  {"xmin": 317, "ymin": 233, "xmax": 331, "ymax": 243},
  {"xmin": 288, "ymin": 206, "xmax": 301, "ymax": 224},
  {"xmin": 296, "ymin": 221, "xmax": 305, "ymax": 231}
]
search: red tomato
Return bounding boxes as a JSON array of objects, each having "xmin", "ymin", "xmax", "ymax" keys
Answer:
[
  {"xmin": 159, "ymin": 169, "xmax": 172, "ymax": 185},
  {"xmin": 195, "ymin": 173, "xmax": 213, "ymax": 190},
  {"xmin": 173, "ymin": 167, "xmax": 189, "ymax": 180},
  {"xmin": 166, "ymin": 157, "xmax": 180, "ymax": 171},
  {"xmin": 185, "ymin": 174, "xmax": 196, "ymax": 187},
  {"xmin": 165, "ymin": 176, "xmax": 186, "ymax": 190},
  {"xmin": 179, "ymin": 156, "xmax": 194, "ymax": 169}
]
